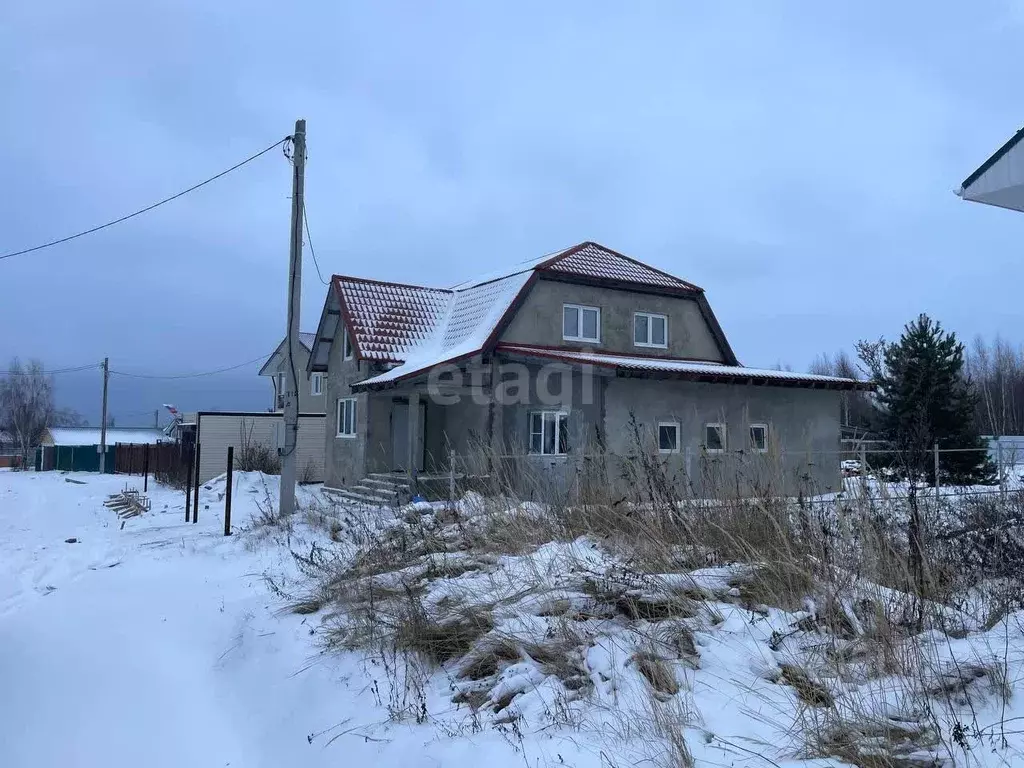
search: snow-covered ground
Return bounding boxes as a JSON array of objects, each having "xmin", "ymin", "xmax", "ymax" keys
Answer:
[
  {"xmin": 0, "ymin": 471, "xmax": 611, "ymax": 767},
  {"xmin": 3, "ymin": 469, "xmax": 1024, "ymax": 767}
]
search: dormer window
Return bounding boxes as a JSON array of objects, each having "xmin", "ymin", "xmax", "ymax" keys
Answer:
[{"xmin": 562, "ymin": 304, "xmax": 600, "ymax": 343}]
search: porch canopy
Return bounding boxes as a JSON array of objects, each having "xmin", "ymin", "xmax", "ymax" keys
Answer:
[{"xmin": 959, "ymin": 126, "xmax": 1024, "ymax": 212}]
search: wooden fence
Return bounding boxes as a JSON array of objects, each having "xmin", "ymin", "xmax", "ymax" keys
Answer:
[{"xmin": 115, "ymin": 442, "xmax": 194, "ymax": 488}]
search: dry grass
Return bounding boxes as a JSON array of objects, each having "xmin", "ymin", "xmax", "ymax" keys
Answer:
[{"xmin": 287, "ymin": 434, "xmax": 1024, "ymax": 768}]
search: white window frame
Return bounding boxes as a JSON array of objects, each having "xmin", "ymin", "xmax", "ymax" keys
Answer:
[
  {"xmin": 343, "ymin": 329, "xmax": 354, "ymax": 361},
  {"xmin": 310, "ymin": 372, "xmax": 323, "ymax": 397},
  {"xmin": 562, "ymin": 304, "xmax": 601, "ymax": 344},
  {"xmin": 657, "ymin": 421, "xmax": 680, "ymax": 454},
  {"xmin": 634, "ymin": 312, "xmax": 668, "ymax": 349},
  {"xmin": 529, "ymin": 410, "xmax": 569, "ymax": 455},
  {"xmin": 704, "ymin": 422, "xmax": 726, "ymax": 453},
  {"xmin": 336, "ymin": 397, "xmax": 357, "ymax": 438},
  {"xmin": 749, "ymin": 423, "xmax": 769, "ymax": 453}
]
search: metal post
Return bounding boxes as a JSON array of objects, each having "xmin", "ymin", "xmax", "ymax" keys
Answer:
[
  {"xmin": 99, "ymin": 357, "xmax": 109, "ymax": 473},
  {"xmin": 224, "ymin": 446, "xmax": 234, "ymax": 536},
  {"xmin": 997, "ymin": 440, "xmax": 1006, "ymax": 503},
  {"xmin": 279, "ymin": 118, "xmax": 306, "ymax": 517},
  {"xmin": 449, "ymin": 448, "xmax": 456, "ymax": 502},
  {"xmin": 193, "ymin": 442, "xmax": 201, "ymax": 524},
  {"xmin": 143, "ymin": 445, "xmax": 149, "ymax": 492},
  {"xmin": 934, "ymin": 442, "xmax": 940, "ymax": 505},
  {"xmin": 184, "ymin": 454, "xmax": 192, "ymax": 522},
  {"xmin": 860, "ymin": 442, "xmax": 868, "ymax": 497},
  {"xmin": 407, "ymin": 392, "xmax": 420, "ymax": 489}
]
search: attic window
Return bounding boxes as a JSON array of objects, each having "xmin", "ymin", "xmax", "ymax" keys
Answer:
[
  {"xmin": 634, "ymin": 312, "xmax": 668, "ymax": 348},
  {"xmin": 563, "ymin": 304, "xmax": 600, "ymax": 343},
  {"xmin": 343, "ymin": 329, "xmax": 354, "ymax": 361}
]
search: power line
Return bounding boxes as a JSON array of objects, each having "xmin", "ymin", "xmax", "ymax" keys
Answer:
[
  {"xmin": 0, "ymin": 363, "xmax": 101, "ymax": 376},
  {"xmin": 303, "ymin": 203, "xmax": 329, "ymax": 286},
  {"xmin": 108, "ymin": 354, "xmax": 270, "ymax": 380},
  {"xmin": 0, "ymin": 136, "xmax": 290, "ymax": 262}
]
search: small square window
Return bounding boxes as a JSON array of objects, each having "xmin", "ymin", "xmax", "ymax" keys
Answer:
[
  {"xmin": 704, "ymin": 423, "xmax": 726, "ymax": 453},
  {"xmin": 658, "ymin": 422, "xmax": 679, "ymax": 454},
  {"xmin": 310, "ymin": 373, "xmax": 323, "ymax": 396},
  {"xmin": 750, "ymin": 424, "xmax": 768, "ymax": 452},
  {"xmin": 634, "ymin": 312, "xmax": 668, "ymax": 348},
  {"xmin": 562, "ymin": 304, "xmax": 600, "ymax": 343},
  {"xmin": 336, "ymin": 397, "xmax": 357, "ymax": 437}
]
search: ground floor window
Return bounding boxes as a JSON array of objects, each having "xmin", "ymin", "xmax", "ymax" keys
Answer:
[
  {"xmin": 530, "ymin": 411, "xmax": 569, "ymax": 455},
  {"xmin": 658, "ymin": 422, "xmax": 679, "ymax": 453},
  {"xmin": 704, "ymin": 423, "xmax": 726, "ymax": 453},
  {"xmin": 749, "ymin": 423, "xmax": 768, "ymax": 452},
  {"xmin": 336, "ymin": 397, "xmax": 357, "ymax": 437}
]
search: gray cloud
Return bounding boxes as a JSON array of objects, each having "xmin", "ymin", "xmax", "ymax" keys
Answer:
[{"xmin": 3, "ymin": 0, "xmax": 1023, "ymax": 419}]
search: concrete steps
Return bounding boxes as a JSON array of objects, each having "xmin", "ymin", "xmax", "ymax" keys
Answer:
[{"xmin": 325, "ymin": 472, "xmax": 412, "ymax": 507}]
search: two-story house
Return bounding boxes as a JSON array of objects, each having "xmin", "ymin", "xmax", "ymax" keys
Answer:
[
  {"xmin": 259, "ymin": 332, "xmax": 326, "ymax": 413},
  {"xmin": 307, "ymin": 241, "xmax": 868, "ymax": 499}
]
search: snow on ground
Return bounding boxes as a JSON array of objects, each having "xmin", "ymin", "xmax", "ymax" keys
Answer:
[
  {"xmin": 0, "ymin": 471, "xmax": 607, "ymax": 768},
  {"xmin": 3, "ymin": 469, "xmax": 1024, "ymax": 767}
]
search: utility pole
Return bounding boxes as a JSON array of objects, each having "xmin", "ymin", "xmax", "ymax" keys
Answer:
[
  {"xmin": 154, "ymin": 409, "xmax": 159, "ymax": 429},
  {"xmin": 280, "ymin": 118, "xmax": 305, "ymax": 516},
  {"xmin": 99, "ymin": 357, "xmax": 109, "ymax": 473}
]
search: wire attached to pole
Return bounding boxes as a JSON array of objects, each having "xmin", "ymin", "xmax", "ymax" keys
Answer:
[{"xmin": 0, "ymin": 136, "xmax": 290, "ymax": 261}]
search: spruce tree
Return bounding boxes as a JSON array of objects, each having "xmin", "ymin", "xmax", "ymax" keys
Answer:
[{"xmin": 867, "ymin": 314, "xmax": 994, "ymax": 485}]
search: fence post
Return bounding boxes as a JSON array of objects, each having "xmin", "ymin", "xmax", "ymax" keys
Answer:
[
  {"xmin": 143, "ymin": 445, "xmax": 150, "ymax": 492},
  {"xmin": 997, "ymin": 440, "xmax": 1006, "ymax": 503},
  {"xmin": 185, "ymin": 455, "xmax": 193, "ymax": 522},
  {"xmin": 224, "ymin": 446, "xmax": 234, "ymax": 536},
  {"xmin": 934, "ymin": 442, "xmax": 940, "ymax": 505},
  {"xmin": 449, "ymin": 449, "xmax": 456, "ymax": 502},
  {"xmin": 193, "ymin": 442, "xmax": 201, "ymax": 524}
]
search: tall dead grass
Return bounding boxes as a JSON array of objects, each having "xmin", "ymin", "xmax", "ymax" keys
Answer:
[{"xmin": 294, "ymin": 426, "xmax": 1024, "ymax": 766}]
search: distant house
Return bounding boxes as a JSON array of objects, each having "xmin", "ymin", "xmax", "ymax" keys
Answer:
[
  {"xmin": 37, "ymin": 426, "xmax": 170, "ymax": 473},
  {"xmin": 258, "ymin": 332, "xmax": 326, "ymax": 413},
  {"xmin": 308, "ymin": 241, "xmax": 868, "ymax": 501},
  {"xmin": 40, "ymin": 427, "xmax": 168, "ymax": 447},
  {"xmin": 0, "ymin": 430, "xmax": 20, "ymax": 469}
]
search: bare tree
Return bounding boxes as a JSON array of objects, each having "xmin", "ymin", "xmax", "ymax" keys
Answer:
[
  {"xmin": 0, "ymin": 358, "xmax": 55, "ymax": 468},
  {"xmin": 965, "ymin": 334, "xmax": 1024, "ymax": 436},
  {"xmin": 810, "ymin": 349, "xmax": 875, "ymax": 431}
]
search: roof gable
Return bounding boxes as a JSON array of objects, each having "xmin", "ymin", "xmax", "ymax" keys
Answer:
[{"xmin": 315, "ymin": 240, "xmax": 718, "ymax": 387}]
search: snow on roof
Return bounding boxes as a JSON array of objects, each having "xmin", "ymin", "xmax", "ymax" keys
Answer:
[
  {"xmin": 298, "ymin": 332, "xmax": 317, "ymax": 351},
  {"xmin": 450, "ymin": 241, "xmax": 701, "ymax": 292},
  {"xmin": 334, "ymin": 241, "xmax": 708, "ymax": 390},
  {"xmin": 495, "ymin": 345, "xmax": 871, "ymax": 390},
  {"xmin": 353, "ymin": 272, "xmax": 534, "ymax": 388},
  {"xmin": 47, "ymin": 427, "xmax": 168, "ymax": 446},
  {"xmin": 336, "ymin": 278, "xmax": 451, "ymax": 363}
]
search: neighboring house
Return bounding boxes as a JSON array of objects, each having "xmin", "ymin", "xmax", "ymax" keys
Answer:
[
  {"xmin": 0, "ymin": 430, "xmax": 20, "ymax": 468},
  {"xmin": 40, "ymin": 427, "xmax": 169, "ymax": 446},
  {"xmin": 308, "ymin": 241, "xmax": 868, "ymax": 498},
  {"xmin": 258, "ymin": 332, "xmax": 326, "ymax": 413}
]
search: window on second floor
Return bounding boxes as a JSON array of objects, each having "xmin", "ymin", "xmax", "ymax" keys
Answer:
[
  {"xmin": 634, "ymin": 312, "xmax": 668, "ymax": 348},
  {"xmin": 310, "ymin": 372, "xmax": 323, "ymax": 397},
  {"xmin": 563, "ymin": 304, "xmax": 600, "ymax": 343},
  {"xmin": 343, "ymin": 329, "xmax": 354, "ymax": 361}
]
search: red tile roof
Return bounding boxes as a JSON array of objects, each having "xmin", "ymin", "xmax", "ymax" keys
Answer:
[{"xmin": 328, "ymin": 241, "xmax": 712, "ymax": 387}]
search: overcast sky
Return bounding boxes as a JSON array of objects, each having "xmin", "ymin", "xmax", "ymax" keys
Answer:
[{"xmin": 3, "ymin": 2, "xmax": 1024, "ymax": 422}]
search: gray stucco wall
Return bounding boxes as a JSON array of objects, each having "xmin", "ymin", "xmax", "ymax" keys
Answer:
[
  {"xmin": 601, "ymin": 378, "xmax": 843, "ymax": 495},
  {"xmin": 323, "ymin": 336, "xmax": 375, "ymax": 488},
  {"xmin": 500, "ymin": 277, "xmax": 725, "ymax": 362},
  {"xmin": 262, "ymin": 343, "xmax": 325, "ymax": 414}
]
